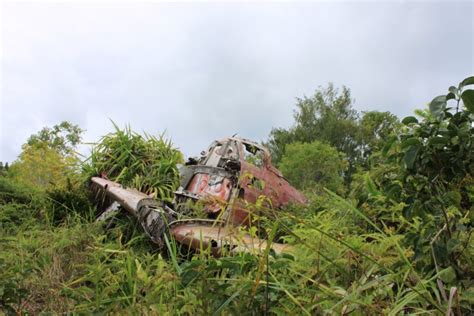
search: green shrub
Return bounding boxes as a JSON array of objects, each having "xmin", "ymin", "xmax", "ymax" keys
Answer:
[
  {"xmin": 46, "ymin": 179, "xmax": 95, "ymax": 225},
  {"xmin": 0, "ymin": 176, "xmax": 41, "ymax": 205},
  {"xmin": 279, "ymin": 141, "xmax": 346, "ymax": 192},
  {"xmin": 0, "ymin": 176, "xmax": 45, "ymax": 233}
]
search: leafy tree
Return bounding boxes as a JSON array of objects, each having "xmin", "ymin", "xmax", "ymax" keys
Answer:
[
  {"xmin": 0, "ymin": 162, "xmax": 5, "ymax": 177},
  {"xmin": 395, "ymin": 77, "xmax": 474, "ymax": 273},
  {"xmin": 9, "ymin": 144, "xmax": 79, "ymax": 190},
  {"xmin": 9, "ymin": 121, "xmax": 83, "ymax": 191},
  {"xmin": 27, "ymin": 121, "xmax": 83, "ymax": 156},
  {"xmin": 358, "ymin": 111, "xmax": 401, "ymax": 166},
  {"xmin": 267, "ymin": 84, "xmax": 400, "ymax": 186},
  {"xmin": 292, "ymin": 84, "xmax": 358, "ymax": 148},
  {"xmin": 268, "ymin": 84, "xmax": 358, "ymax": 163},
  {"xmin": 265, "ymin": 128, "xmax": 296, "ymax": 168},
  {"xmin": 278, "ymin": 141, "xmax": 346, "ymax": 192}
]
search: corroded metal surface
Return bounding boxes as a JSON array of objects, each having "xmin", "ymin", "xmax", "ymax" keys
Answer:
[{"xmin": 177, "ymin": 137, "xmax": 306, "ymax": 225}]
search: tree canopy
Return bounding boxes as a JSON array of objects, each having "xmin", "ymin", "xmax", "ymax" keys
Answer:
[
  {"xmin": 9, "ymin": 121, "xmax": 84, "ymax": 191},
  {"xmin": 26, "ymin": 121, "xmax": 84, "ymax": 156},
  {"xmin": 267, "ymin": 83, "xmax": 400, "ymax": 185}
]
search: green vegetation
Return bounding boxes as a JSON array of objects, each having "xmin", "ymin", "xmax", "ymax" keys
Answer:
[
  {"xmin": 267, "ymin": 84, "xmax": 401, "ymax": 184},
  {"xmin": 8, "ymin": 121, "xmax": 83, "ymax": 191},
  {"xmin": 279, "ymin": 141, "xmax": 346, "ymax": 193},
  {"xmin": 83, "ymin": 122, "xmax": 183, "ymax": 199},
  {"xmin": 1, "ymin": 77, "xmax": 473, "ymax": 314}
]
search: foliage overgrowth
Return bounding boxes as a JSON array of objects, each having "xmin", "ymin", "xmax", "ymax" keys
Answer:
[{"xmin": 1, "ymin": 78, "xmax": 473, "ymax": 314}]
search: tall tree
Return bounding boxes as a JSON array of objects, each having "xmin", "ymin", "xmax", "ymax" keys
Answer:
[
  {"xmin": 267, "ymin": 84, "xmax": 399, "ymax": 186},
  {"xmin": 268, "ymin": 84, "xmax": 359, "ymax": 184},
  {"xmin": 293, "ymin": 83, "xmax": 358, "ymax": 153},
  {"xmin": 269, "ymin": 84, "xmax": 359, "ymax": 163},
  {"xmin": 10, "ymin": 145, "xmax": 75, "ymax": 189}
]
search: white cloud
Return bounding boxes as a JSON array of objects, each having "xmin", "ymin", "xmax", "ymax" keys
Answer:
[{"xmin": 1, "ymin": 1, "xmax": 473, "ymax": 161}]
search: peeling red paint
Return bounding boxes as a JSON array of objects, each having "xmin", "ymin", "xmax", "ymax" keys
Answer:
[{"xmin": 178, "ymin": 137, "xmax": 306, "ymax": 222}]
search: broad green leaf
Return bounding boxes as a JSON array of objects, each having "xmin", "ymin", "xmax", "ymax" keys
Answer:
[
  {"xmin": 382, "ymin": 135, "xmax": 398, "ymax": 155},
  {"xmin": 364, "ymin": 173, "xmax": 380, "ymax": 196},
  {"xmin": 461, "ymin": 89, "xmax": 474, "ymax": 112},
  {"xmin": 428, "ymin": 136, "xmax": 448, "ymax": 145},
  {"xmin": 429, "ymin": 95, "xmax": 447, "ymax": 120},
  {"xmin": 446, "ymin": 92, "xmax": 456, "ymax": 100},
  {"xmin": 460, "ymin": 76, "xmax": 474, "ymax": 88},
  {"xmin": 404, "ymin": 145, "xmax": 420, "ymax": 169},
  {"xmin": 402, "ymin": 137, "xmax": 421, "ymax": 148},
  {"xmin": 448, "ymin": 86, "xmax": 458, "ymax": 94},
  {"xmin": 402, "ymin": 116, "xmax": 418, "ymax": 125},
  {"xmin": 439, "ymin": 266, "xmax": 456, "ymax": 283}
]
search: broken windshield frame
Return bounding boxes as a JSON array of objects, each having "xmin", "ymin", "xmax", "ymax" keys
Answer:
[{"xmin": 242, "ymin": 142, "xmax": 265, "ymax": 168}]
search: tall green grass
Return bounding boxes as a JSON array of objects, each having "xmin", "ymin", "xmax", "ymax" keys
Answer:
[
  {"xmin": 83, "ymin": 122, "xmax": 183, "ymax": 199},
  {"xmin": 2, "ymin": 182, "xmax": 472, "ymax": 314}
]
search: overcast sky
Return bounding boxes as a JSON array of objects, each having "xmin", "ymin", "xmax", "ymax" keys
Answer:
[{"xmin": 1, "ymin": 1, "xmax": 473, "ymax": 162}]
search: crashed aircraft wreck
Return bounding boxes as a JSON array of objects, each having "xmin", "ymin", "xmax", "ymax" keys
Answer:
[{"xmin": 92, "ymin": 137, "xmax": 306, "ymax": 255}]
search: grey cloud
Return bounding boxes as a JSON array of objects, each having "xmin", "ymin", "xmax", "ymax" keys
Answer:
[{"xmin": 1, "ymin": 1, "xmax": 473, "ymax": 162}]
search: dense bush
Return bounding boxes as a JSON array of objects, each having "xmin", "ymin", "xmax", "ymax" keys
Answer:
[
  {"xmin": 350, "ymin": 76, "xmax": 474, "ymax": 312},
  {"xmin": 46, "ymin": 180, "xmax": 95, "ymax": 225},
  {"xmin": 0, "ymin": 176, "xmax": 47, "ymax": 233}
]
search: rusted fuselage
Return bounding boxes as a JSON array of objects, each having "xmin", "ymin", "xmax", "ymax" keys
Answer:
[
  {"xmin": 92, "ymin": 137, "xmax": 306, "ymax": 255},
  {"xmin": 175, "ymin": 137, "xmax": 306, "ymax": 224}
]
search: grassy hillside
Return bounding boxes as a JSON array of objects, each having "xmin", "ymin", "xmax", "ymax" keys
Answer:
[{"xmin": 1, "ymin": 79, "xmax": 473, "ymax": 314}]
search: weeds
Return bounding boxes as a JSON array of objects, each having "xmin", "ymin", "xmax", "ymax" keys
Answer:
[{"xmin": 3, "ymin": 184, "xmax": 471, "ymax": 314}]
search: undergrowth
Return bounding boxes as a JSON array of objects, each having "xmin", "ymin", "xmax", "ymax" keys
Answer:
[{"xmin": 1, "ymin": 175, "xmax": 472, "ymax": 314}]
